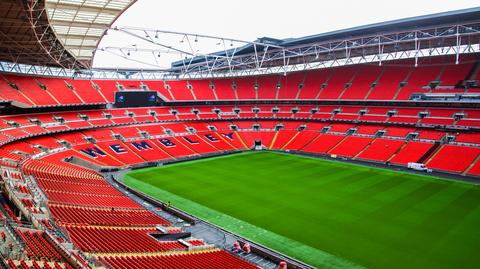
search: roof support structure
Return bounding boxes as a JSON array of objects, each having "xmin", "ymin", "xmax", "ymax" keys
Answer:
[
  {"xmin": 2, "ymin": 43, "xmax": 478, "ymax": 80},
  {"xmin": 91, "ymin": 20, "xmax": 480, "ymax": 79}
]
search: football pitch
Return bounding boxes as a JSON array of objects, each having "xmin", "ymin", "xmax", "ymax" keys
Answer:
[{"xmin": 124, "ymin": 151, "xmax": 480, "ymax": 269}]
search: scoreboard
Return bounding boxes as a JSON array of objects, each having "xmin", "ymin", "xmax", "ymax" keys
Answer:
[{"xmin": 114, "ymin": 90, "xmax": 157, "ymax": 108}]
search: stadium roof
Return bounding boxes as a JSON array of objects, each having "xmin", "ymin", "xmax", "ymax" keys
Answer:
[
  {"xmin": 171, "ymin": 7, "xmax": 480, "ymax": 70},
  {"xmin": 280, "ymin": 7, "xmax": 480, "ymax": 46},
  {"xmin": 0, "ymin": 0, "xmax": 135, "ymax": 69},
  {"xmin": 46, "ymin": 0, "xmax": 136, "ymax": 66}
]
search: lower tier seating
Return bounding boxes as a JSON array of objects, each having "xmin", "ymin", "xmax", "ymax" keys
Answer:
[
  {"xmin": 17, "ymin": 229, "xmax": 62, "ymax": 261},
  {"xmin": 65, "ymin": 226, "xmax": 185, "ymax": 253},
  {"xmin": 99, "ymin": 250, "xmax": 259, "ymax": 269},
  {"xmin": 49, "ymin": 204, "xmax": 170, "ymax": 227},
  {"xmin": 426, "ymin": 145, "xmax": 480, "ymax": 173},
  {"xmin": 328, "ymin": 136, "xmax": 373, "ymax": 157},
  {"xmin": 302, "ymin": 134, "xmax": 345, "ymax": 154},
  {"xmin": 356, "ymin": 139, "xmax": 405, "ymax": 162},
  {"xmin": 44, "ymin": 190, "xmax": 141, "ymax": 208},
  {"xmin": 389, "ymin": 142, "xmax": 434, "ymax": 165},
  {"xmin": 6, "ymin": 259, "xmax": 73, "ymax": 269}
]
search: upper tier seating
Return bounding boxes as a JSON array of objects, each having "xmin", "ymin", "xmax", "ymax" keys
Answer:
[
  {"xmin": 35, "ymin": 77, "xmax": 83, "ymax": 104},
  {"xmin": 166, "ymin": 80, "xmax": 195, "ymax": 101},
  {"xmin": 366, "ymin": 65, "xmax": 411, "ymax": 100},
  {"xmin": 65, "ymin": 79, "xmax": 107, "ymax": 103},
  {"xmin": 189, "ymin": 80, "xmax": 216, "ymax": 100},
  {"xmin": 4, "ymin": 75, "xmax": 58, "ymax": 105},
  {"xmin": 318, "ymin": 66, "xmax": 357, "ymax": 99},
  {"xmin": 278, "ymin": 72, "xmax": 304, "ymax": 99},
  {"xmin": 341, "ymin": 65, "xmax": 382, "ymax": 100},
  {"xmin": 395, "ymin": 64, "xmax": 442, "ymax": 100},
  {"xmin": 0, "ymin": 55, "xmax": 474, "ymax": 105},
  {"xmin": 210, "ymin": 79, "xmax": 236, "ymax": 100}
]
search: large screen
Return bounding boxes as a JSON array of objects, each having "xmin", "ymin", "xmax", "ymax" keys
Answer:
[{"xmin": 114, "ymin": 91, "xmax": 157, "ymax": 108}]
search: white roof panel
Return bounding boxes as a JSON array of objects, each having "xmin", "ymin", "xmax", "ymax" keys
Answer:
[{"xmin": 45, "ymin": 0, "xmax": 135, "ymax": 63}]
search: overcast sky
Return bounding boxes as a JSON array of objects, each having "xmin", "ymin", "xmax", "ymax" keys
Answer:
[{"xmin": 93, "ymin": 0, "xmax": 480, "ymax": 69}]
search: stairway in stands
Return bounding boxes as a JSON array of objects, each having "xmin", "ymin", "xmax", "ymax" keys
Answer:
[{"xmin": 417, "ymin": 142, "xmax": 442, "ymax": 163}]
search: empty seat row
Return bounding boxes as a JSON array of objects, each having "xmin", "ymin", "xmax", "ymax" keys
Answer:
[
  {"xmin": 17, "ymin": 229, "xmax": 62, "ymax": 261},
  {"xmin": 65, "ymin": 225, "xmax": 185, "ymax": 253},
  {"xmin": 99, "ymin": 250, "xmax": 259, "ymax": 269},
  {"xmin": 49, "ymin": 204, "xmax": 170, "ymax": 227}
]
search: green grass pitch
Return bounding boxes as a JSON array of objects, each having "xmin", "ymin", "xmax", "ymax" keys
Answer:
[{"xmin": 124, "ymin": 151, "xmax": 480, "ymax": 269}]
